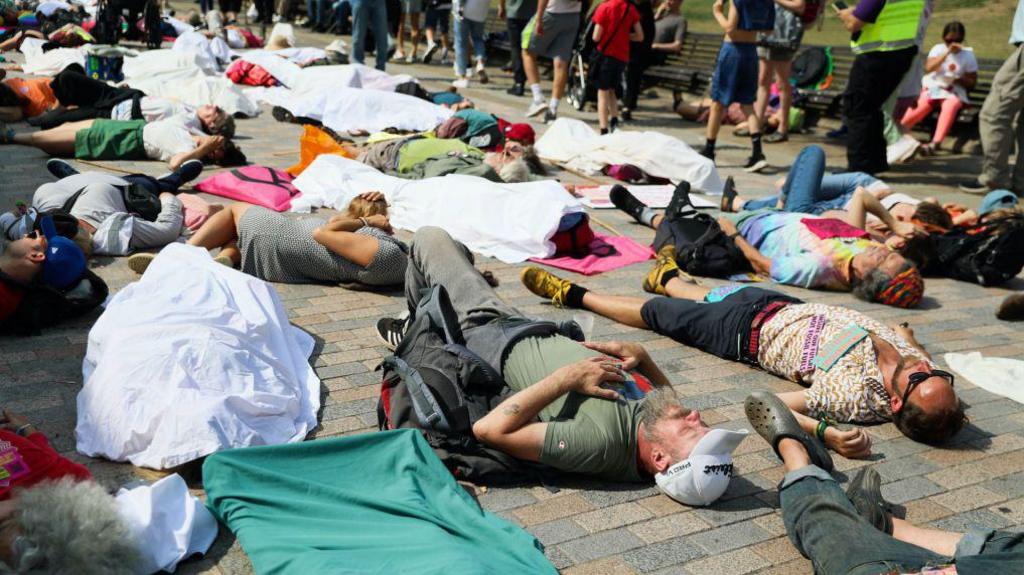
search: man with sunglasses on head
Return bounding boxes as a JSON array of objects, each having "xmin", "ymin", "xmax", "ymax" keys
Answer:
[{"xmin": 521, "ymin": 261, "xmax": 967, "ymax": 457}]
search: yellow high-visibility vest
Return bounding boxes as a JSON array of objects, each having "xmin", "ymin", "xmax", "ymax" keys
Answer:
[{"xmin": 851, "ymin": 0, "xmax": 924, "ymax": 55}]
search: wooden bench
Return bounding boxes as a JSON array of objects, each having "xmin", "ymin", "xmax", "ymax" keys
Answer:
[{"xmin": 643, "ymin": 32, "xmax": 722, "ymax": 99}]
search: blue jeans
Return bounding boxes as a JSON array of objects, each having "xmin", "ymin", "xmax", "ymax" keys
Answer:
[
  {"xmin": 781, "ymin": 466, "xmax": 1024, "ymax": 575},
  {"xmin": 742, "ymin": 145, "xmax": 881, "ymax": 215},
  {"xmin": 306, "ymin": 0, "xmax": 325, "ymax": 25},
  {"xmin": 350, "ymin": 0, "xmax": 388, "ymax": 71},
  {"xmin": 453, "ymin": 16, "xmax": 485, "ymax": 77}
]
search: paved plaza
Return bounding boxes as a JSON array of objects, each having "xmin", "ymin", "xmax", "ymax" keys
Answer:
[{"xmin": 1, "ymin": 22, "xmax": 1023, "ymax": 575}]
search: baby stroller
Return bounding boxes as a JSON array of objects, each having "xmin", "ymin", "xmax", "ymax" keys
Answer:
[
  {"xmin": 566, "ymin": 17, "xmax": 597, "ymax": 112},
  {"xmin": 92, "ymin": 0, "xmax": 161, "ymax": 48}
]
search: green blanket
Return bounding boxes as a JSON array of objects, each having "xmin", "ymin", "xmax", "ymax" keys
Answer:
[{"xmin": 203, "ymin": 429, "xmax": 555, "ymax": 575}]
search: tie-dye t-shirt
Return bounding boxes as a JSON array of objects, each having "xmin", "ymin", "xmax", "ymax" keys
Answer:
[{"xmin": 736, "ymin": 212, "xmax": 877, "ymax": 290}]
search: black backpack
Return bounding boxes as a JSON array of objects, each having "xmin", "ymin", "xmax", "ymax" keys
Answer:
[
  {"xmin": 0, "ymin": 268, "xmax": 108, "ymax": 336},
  {"xmin": 377, "ymin": 286, "xmax": 541, "ymax": 485},
  {"xmin": 928, "ymin": 214, "xmax": 1024, "ymax": 286},
  {"xmin": 653, "ymin": 212, "xmax": 753, "ymax": 279},
  {"xmin": 62, "ymin": 181, "xmax": 162, "ymax": 222}
]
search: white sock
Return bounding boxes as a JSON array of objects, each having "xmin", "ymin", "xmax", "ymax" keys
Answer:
[
  {"xmin": 530, "ymin": 83, "xmax": 543, "ymax": 103},
  {"xmin": 549, "ymin": 97, "xmax": 559, "ymax": 112}
]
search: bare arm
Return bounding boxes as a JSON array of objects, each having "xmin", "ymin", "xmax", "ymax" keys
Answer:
[
  {"xmin": 592, "ymin": 22, "xmax": 603, "ymax": 43},
  {"xmin": 629, "ymin": 20, "xmax": 644, "ymax": 42},
  {"xmin": 925, "ymin": 49, "xmax": 949, "ymax": 73},
  {"xmin": 713, "ymin": 0, "xmax": 736, "ymax": 34},
  {"xmin": 311, "ymin": 215, "xmax": 386, "ymax": 268},
  {"xmin": 892, "ymin": 323, "xmax": 930, "ymax": 360},
  {"xmin": 835, "ymin": 7, "xmax": 865, "ymax": 33},
  {"xmin": 718, "ymin": 217, "xmax": 772, "ymax": 275},
  {"xmin": 169, "ymin": 135, "xmax": 222, "ymax": 170},
  {"xmin": 844, "ymin": 187, "xmax": 917, "ymax": 237},
  {"xmin": 778, "ymin": 390, "xmax": 873, "ymax": 458},
  {"xmin": 957, "ymin": 71, "xmax": 978, "ymax": 91},
  {"xmin": 473, "ymin": 357, "xmax": 625, "ymax": 461}
]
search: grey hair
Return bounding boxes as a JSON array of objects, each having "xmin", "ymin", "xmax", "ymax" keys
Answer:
[
  {"xmin": 499, "ymin": 158, "xmax": 531, "ymax": 183},
  {"xmin": 640, "ymin": 388, "xmax": 686, "ymax": 444},
  {"xmin": 2, "ymin": 479, "xmax": 142, "ymax": 575}
]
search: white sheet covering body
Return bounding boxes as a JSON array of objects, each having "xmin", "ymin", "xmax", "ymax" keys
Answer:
[
  {"xmin": 19, "ymin": 38, "xmax": 84, "ymax": 75},
  {"xmin": 76, "ymin": 243, "xmax": 321, "ymax": 469},
  {"xmin": 945, "ymin": 352, "xmax": 1024, "ymax": 405},
  {"xmin": 536, "ymin": 118, "xmax": 725, "ymax": 194},
  {"xmin": 116, "ymin": 474, "xmax": 218, "ymax": 574},
  {"xmin": 172, "ymin": 30, "xmax": 233, "ymax": 73},
  {"xmin": 259, "ymin": 85, "xmax": 450, "ymax": 133},
  {"xmin": 292, "ymin": 155, "xmax": 583, "ymax": 262},
  {"xmin": 122, "ymin": 50, "xmax": 259, "ymax": 116}
]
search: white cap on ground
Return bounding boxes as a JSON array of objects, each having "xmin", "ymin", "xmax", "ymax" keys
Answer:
[{"xmin": 654, "ymin": 428, "xmax": 749, "ymax": 507}]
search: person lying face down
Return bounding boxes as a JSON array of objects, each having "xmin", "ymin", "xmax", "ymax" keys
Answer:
[
  {"xmin": 128, "ymin": 192, "xmax": 409, "ymax": 290},
  {"xmin": 0, "ymin": 410, "xmax": 142, "ymax": 575},
  {"xmin": 1, "ymin": 115, "xmax": 245, "ymax": 170},
  {"xmin": 357, "ymin": 136, "xmax": 547, "ymax": 183},
  {"xmin": 377, "ymin": 227, "xmax": 748, "ymax": 506},
  {"xmin": 520, "ymin": 257, "xmax": 965, "ymax": 458}
]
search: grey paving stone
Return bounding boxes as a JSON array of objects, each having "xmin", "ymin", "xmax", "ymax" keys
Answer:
[
  {"xmin": 477, "ymin": 488, "xmax": 540, "ymax": 512},
  {"xmin": 622, "ymin": 536, "xmax": 707, "ymax": 573},
  {"xmin": 531, "ymin": 518, "xmax": 589, "ymax": 546},
  {"xmin": 558, "ymin": 528, "xmax": 646, "ymax": 563},
  {"xmin": 873, "ymin": 455, "xmax": 941, "ymax": 482},
  {"xmin": 881, "ymin": 476, "xmax": 946, "ymax": 505},
  {"xmin": 694, "ymin": 495, "xmax": 776, "ymax": 527},
  {"xmin": 688, "ymin": 520, "xmax": 773, "ymax": 554},
  {"xmin": 931, "ymin": 509, "xmax": 1015, "ymax": 532}
]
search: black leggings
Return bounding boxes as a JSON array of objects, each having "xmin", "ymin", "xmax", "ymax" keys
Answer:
[{"xmin": 29, "ymin": 65, "xmax": 144, "ymax": 129}]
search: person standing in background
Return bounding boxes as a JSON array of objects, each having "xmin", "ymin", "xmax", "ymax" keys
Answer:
[
  {"xmin": 350, "ymin": 0, "xmax": 390, "ymax": 70},
  {"xmin": 622, "ymin": 0, "xmax": 655, "ymax": 121},
  {"xmin": 752, "ymin": 0, "xmax": 805, "ymax": 145},
  {"xmin": 522, "ymin": 0, "xmax": 583, "ymax": 124},
  {"xmin": 835, "ymin": 0, "xmax": 925, "ymax": 175},
  {"xmin": 452, "ymin": 0, "xmax": 490, "ymax": 87},
  {"xmin": 591, "ymin": 0, "xmax": 643, "ymax": 133},
  {"xmin": 421, "ymin": 0, "xmax": 453, "ymax": 64},
  {"xmin": 651, "ymin": 0, "xmax": 687, "ymax": 65},
  {"xmin": 960, "ymin": 0, "xmax": 1024, "ymax": 195},
  {"xmin": 499, "ymin": 0, "xmax": 537, "ymax": 96},
  {"xmin": 394, "ymin": 0, "xmax": 423, "ymax": 62}
]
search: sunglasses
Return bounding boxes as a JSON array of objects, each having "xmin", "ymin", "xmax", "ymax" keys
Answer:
[{"xmin": 899, "ymin": 369, "xmax": 955, "ymax": 407}]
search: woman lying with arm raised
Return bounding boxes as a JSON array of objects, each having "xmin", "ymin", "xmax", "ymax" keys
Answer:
[{"xmin": 126, "ymin": 192, "xmax": 409, "ymax": 288}]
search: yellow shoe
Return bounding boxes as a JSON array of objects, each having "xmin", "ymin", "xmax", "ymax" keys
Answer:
[
  {"xmin": 643, "ymin": 245, "xmax": 681, "ymax": 295},
  {"xmin": 520, "ymin": 266, "xmax": 572, "ymax": 307},
  {"xmin": 127, "ymin": 252, "xmax": 156, "ymax": 275}
]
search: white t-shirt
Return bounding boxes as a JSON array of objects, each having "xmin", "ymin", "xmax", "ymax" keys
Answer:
[
  {"xmin": 142, "ymin": 118, "xmax": 197, "ymax": 162},
  {"xmin": 922, "ymin": 43, "xmax": 979, "ymax": 102},
  {"xmin": 111, "ymin": 97, "xmax": 199, "ymax": 128},
  {"xmin": 454, "ymin": 0, "xmax": 488, "ymax": 21},
  {"xmin": 547, "ymin": 0, "xmax": 582, "ymax": 14}
]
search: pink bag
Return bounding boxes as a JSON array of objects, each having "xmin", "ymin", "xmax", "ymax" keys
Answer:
[
  {"xmin": 177, "ymin": 194, "xmax": 223, "ymax": 231},
  {"xmin": 194, "ymin": 166, "xmax": 301, "ymax": 212}
]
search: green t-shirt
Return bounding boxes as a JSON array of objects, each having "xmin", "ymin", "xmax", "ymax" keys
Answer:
[
  {"xmin": 397, "ymin": 138, "xmax": 482, "ymax": 173},
  {"xmin": 503, "ymin": 335, "xmax": 645, "ymax": 483}
]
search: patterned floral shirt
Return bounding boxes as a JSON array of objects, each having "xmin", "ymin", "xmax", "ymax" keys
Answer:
[{"xmin": 757, "ymin": 303, "xmax": 935, "ymax": 424}]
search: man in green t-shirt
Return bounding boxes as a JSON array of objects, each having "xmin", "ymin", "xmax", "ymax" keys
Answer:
[{"xmin": 378, "ymin": 227, "xmax": 748, "ymax": 506}]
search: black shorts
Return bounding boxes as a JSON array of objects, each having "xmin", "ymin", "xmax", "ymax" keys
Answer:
[
  {"xmin": 640, "ymin": 287, "xmax": 802, "ymax": 363},
  {"xmin": 219, "ymin": 0, "xmax": 242, "ymax": 12},
  {"xmin": 592, "ymin": 55, "xmax": 626, "ymax": 91}
]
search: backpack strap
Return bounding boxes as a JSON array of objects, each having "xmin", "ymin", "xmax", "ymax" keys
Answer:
[
  {"xmin": 383, "ymin": 356, "xmax": 454, "ymax": 432},
  {"xmin": 443, "ymin": 342, "xmax": 504, "ymax": 394},
  {"xmin": 61, "ymin": 188, "xmax": 86, "ymax": 214}
]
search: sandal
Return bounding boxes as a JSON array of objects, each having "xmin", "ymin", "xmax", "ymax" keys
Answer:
[
  {"xmin": 744, "ymin": 392, "xmax": 834, "ymax": 472},
  {"xmin": 720, "ymin": 176, "xmax": 737, "ymax": 213}
]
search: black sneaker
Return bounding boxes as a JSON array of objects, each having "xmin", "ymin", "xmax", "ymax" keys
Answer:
[
  {"xmin": 543, "ymin": 109, "xmax": 557, "ymax": 124},
  {"xmin": 720, "ymin": 176, "xmax": 737, "ymax": 212},
  {"xmin": 609, "ymin": 184, "xmax": 648, "ymax": 224},
  {"xmin": 846, "ymin": 467, "xmax": 894, "ymax": 535},
  {"xmin": 175, "ymin": 159, "xmax": 204, "ymax": 186},
  {"xmin": 376, "ymin": 316, "xmax": 408, "ymax": 351},
  {"xmin": 610, "ymin": 117, "xmax": 619, "ymax": 133},
  {"xmin": 744, "ymin": 154, "xmax": 769, "ymax": 173},
  {"xmin": 958, "ymin": 179, "xmax": 990, "ymax": 194},
  {"xmin": 664, "ymin": 180, "xmax": 692, "ymax": 221},
  {"xmin": 272, "ymin": 105, "xmax": 295, "ymax": 123},
  {"xmin": 46, "ymin": 158, "xmax": 79, "ymax": 179},
  {"xmin": 506, "ymin": 83, "xmax": 525, "ymax": 96}
]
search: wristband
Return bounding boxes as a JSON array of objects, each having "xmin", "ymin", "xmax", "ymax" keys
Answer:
[
  {"xmin": 359, "ymin": 217, "xmax": 369, "ymax": 228},
  {"xmin": 15, "ymin": 423, "xmax": 34, "ymax": 437},
  {"xmin": 815, "ymin": 419, "xmax": 830, "ymax": 442},
  {"xmin": 727, "ymin": 232, "xmax": 740, "ymax": 239}
]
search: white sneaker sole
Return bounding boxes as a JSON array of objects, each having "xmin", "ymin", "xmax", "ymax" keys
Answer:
[{"xmin": 744, "ymin": 158, "xmax": 769, "ymax": 173}]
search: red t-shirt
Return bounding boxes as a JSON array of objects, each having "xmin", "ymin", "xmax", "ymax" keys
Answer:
[
  {"xmin": 592, "ymin": 0, "xmax": 640, "ymax": 63},
  {"xmin": 0, "ymin": 429, "xmax": 92, "ymax": 500}
]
